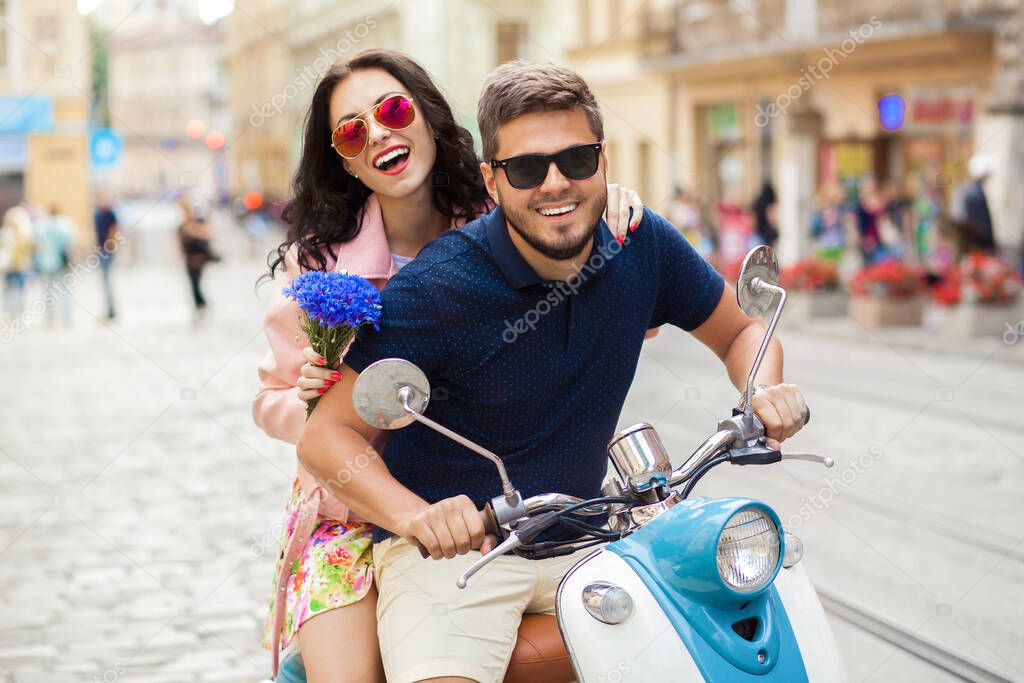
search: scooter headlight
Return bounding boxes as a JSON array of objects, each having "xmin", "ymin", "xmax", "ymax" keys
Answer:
[{"xmin": 716, "ymin": 508, "xmax": 781, "ymax": 593}]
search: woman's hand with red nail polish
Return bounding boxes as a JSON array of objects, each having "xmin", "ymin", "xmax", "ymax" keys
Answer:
[
  {"xmin": 604, "ymin": 184, "xmax": 645, "ymax": 244},
  {"xmin": 298, "ymin": 346, "xmax": 340, "ymax": 403}
]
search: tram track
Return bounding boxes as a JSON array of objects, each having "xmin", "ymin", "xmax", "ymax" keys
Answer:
[{"xmin": 818, "ymin": 588, "xmax": 1019, "ymax": 682}]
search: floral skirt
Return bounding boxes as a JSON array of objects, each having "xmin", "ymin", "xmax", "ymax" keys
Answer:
[{"xmin": 263, "ymin": 479, "xmax": 374, "ymax": 651}]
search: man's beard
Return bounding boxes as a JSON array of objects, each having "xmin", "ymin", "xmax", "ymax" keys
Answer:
[{"xmin": 500, "ymin": 188, "xmax": 607, "ymax": 261}]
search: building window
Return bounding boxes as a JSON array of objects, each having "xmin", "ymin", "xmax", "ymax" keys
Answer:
[
  {"xmin": 637, "ymin": 139, "xmax": 650, "ymax": 203},
  {"xmin": 578, "ymin": 0, "xmax": 591, "ymax": 46},
  {"xmin": 699, "ymin": 103, "xmax": 746, "ymax": 204},
  {"xmin": 496, "ymin": 22, "xmax": 525, "ymax": 65},
  {"xmin": 758, "ymin": 99, "xmax": 774, "ymax": 186},
  {"xmin": 35, "ymin": 14, "xmax": 60, "ymax": 49},
  {"xmin": 0, "ymin": 0, "xmax": 7, "ymax": 69}
]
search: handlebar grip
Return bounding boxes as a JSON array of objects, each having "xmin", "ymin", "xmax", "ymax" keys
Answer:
[
  {"xmin": 481, "ymin": 503, "xmax": 499, "ymax": 536},
  {"xmin": 412, "ymin": 504, "xmax": 500, "ymax": 560},
  {"xmin": 802, "ymin": 404, "xmax": 811, "ymax": 426}
]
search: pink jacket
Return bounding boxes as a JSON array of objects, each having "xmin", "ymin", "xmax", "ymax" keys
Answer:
[
  {"xmin": 254, "ymin": 194, "xmax": 472, "ymax": 522},
  {"xmin": 251, "ymin": 193, "xmax": 399, "ymax": 524},
  {"xmin": 258, "ymin": 193, "xmax": 464, "ymax": 675}
]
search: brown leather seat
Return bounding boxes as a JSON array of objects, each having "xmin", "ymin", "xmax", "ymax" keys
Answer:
[{"xmin": 504, "ymin": 614, "xmax": 574, "ymax": 683}]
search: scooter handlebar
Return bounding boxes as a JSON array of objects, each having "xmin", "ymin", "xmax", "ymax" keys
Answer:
[{"xmin": 413, "ymin": 506, "xmax": 500, "ymax": 559}]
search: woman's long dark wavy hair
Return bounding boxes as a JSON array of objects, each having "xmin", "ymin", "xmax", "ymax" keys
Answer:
[{"xmin": 266, "ymin": 49, "xmax": 488, "ymax": 278}]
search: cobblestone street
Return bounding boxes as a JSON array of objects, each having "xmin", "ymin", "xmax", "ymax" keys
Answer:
[
  {"xmin": 1, "ymin": 245, "xmax": 293, "ymax": 683},
  {"xmin": 2, "ymin": 228, "xmax": 1024, "ymax": 682}
]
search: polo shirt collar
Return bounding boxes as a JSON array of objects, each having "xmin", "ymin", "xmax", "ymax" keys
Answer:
[{"xmin": 485, "ymin": 205, "xmax": 614, "ymax": 290}]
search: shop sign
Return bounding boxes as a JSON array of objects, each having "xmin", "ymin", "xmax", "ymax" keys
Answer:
[{"xmin": 906, "ymin": 87, "xmax": 974, "ymax": 131}]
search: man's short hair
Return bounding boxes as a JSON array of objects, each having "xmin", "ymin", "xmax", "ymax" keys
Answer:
[{"xmin": 477, "ymin": 60, "xmax": 604, "ymax": 161}]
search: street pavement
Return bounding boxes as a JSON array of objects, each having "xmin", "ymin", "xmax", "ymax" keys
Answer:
[{"xmin": 1, "ymin": 220, "xmax": 1022, "ymax": 682}]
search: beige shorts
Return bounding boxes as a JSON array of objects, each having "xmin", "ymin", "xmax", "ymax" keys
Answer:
[{"xmin": 373, "ymin": 535, "xmax": 592, "ymax": 683}]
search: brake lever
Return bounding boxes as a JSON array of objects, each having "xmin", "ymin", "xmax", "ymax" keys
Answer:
[
  {"xmin": 456, "ymin": 511, "xmax": 562, "ymax": 589},
  {"xmin": 781, "ymin": 452, "xmax": 833, "ymax": 467},
  {"xmin": 456, "ymin": 531, "xmax": 523, "ymax": 589}
]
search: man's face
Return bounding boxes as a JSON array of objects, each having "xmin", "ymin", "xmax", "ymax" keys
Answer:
[{"xmin": 481, "ymin": 109, "xmax": 607, "ymax": 261}]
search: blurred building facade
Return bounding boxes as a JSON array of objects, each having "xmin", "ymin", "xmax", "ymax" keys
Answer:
[
  {"xmin": 570, "ymin": 0, "xmax": 1024, "ymax": 260},
  {"xmin": 223, "ymin": 0, "xmax": 293, "ymax": 203},
  {"xmin": 0, "ymin": 0, "xmax": 91, "ymax": 239},
  {"xmin": 102, "ymin": 0, "xmax": 228, "ymax": 204},
  {"xmin": 224, "ymin": 0, "xmax": 574, "ymax": 203}
]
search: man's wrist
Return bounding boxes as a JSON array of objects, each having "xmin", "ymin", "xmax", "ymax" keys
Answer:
[
  {"xmin": 737, "ymin": 383, "xmax": 772, "ymax": 411},
  {"xmin": 380, "ymin": 497, "xmax": 430, "ymax": 536}
]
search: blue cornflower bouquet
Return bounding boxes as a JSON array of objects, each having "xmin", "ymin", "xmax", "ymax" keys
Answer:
[{"xmin": 282, "ymin": 270, "xmax": 382, "ymax": 417}]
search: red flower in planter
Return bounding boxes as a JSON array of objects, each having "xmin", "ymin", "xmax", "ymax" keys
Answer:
[
  {"xmin": 850, "ymin": 259, "xmax": 926, "ymax": 299},
  {"xmin": 931, "ymin": 277, "xmax": 961, "ymax": 306},
  {"xmin": 781, "ymin": 259, "xmax": 839, "ymax": 293},
  {"xmin": 957, "ymin": 252, "xmax": 1021, "ymax": 305}
]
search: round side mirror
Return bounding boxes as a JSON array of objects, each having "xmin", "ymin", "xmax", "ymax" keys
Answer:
[
  {"xmin": 736, "ymin": 246, "xmax": 782, "ymax": 318},
  {"xmin": 352, "ymin": 358, "xmax": 430, "ymax": 429}
]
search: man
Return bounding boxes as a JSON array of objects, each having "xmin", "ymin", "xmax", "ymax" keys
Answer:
[
  {"xmin": 299, "ymin": 60, "xmax": 808, "ymax": 683},
  {"xmin": 94, "ymin": 193, "xmax": 119, "ymax": 319},
  {"xmin": 34, "ymin": 204, "xmax": 76, "ymax": 325},
  {"xmin": 961, "ymin": 154, "xmax": 997, "ymax": 254}
]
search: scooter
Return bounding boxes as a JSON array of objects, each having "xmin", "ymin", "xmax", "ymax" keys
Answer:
[{"xmin": 281, "ymin": 245, "xmax": 846, "ymax": 682}]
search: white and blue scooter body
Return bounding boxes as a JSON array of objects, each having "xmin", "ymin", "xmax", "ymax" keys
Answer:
[{"xmin": 556, "ymin": 497, "xmax": 845, "ymax": 682}]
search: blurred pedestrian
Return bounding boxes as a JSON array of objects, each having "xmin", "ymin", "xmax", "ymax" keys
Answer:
[
  {"xmin": 854, "ymin": 175, "xmax": 885, "ymax": 264},
  {"xmin": 810, "ymin": 181, "xmax": 846, "ymax": 261},
  {"xmin": 667, "ymin": 186, "xmax": 711, "ymax": 256},
  {"xmin": 960, "ymin": 154, "xmax": 997, "ymax": 254},
  {"xmin": 716, "ymin": 186, "xmax": 755, "ymax": 280},
  {"xmin": 1, "ymin": 206, "xmax": 35, "ymax": 317},
  {"xmin": 911, "ymin": 176, "xmax": 943, "ymax": 266},
  {"xmin": 882, "ymin": 178, "xmax": 912, "ymax": 259},
  {"xmin": 178, "ymin": 204, "xmax": 218, "ymax": 323},
  {"xmin": 94, "ymin": 195, "xmax": 120, "ymax": 319},
  {"xmin": 752, "ymin": 180, "xmax": 778, "ymax": 248},
  {"xmin": 34, "ymin": 204, "xmax": 76, "ymax": 325},
  {"xmin": 243, "ymin": 208, "xmax": 271, "ymax": 257}
]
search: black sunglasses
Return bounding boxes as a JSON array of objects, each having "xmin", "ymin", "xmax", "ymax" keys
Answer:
[{"xmin": 490, "ymin": 142, "xmax": 604, "ymax": 190}]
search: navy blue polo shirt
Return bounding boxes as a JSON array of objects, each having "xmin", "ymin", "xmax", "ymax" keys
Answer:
[{"xmin": 343, "ymin": 206, "xmax": 725, "ymax": 542}]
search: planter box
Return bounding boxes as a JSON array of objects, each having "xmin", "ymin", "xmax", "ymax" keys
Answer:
[
  {"xmin": 783, "ymin": 290, "xmax": 848, "ymax": 324},
  {"xmin": 849, "ymin": 295, "xmax": 925, "ymax": 328},
  {"xmin": 937, "ymin": 301, "xmax": 1023, "ymax": 338}
]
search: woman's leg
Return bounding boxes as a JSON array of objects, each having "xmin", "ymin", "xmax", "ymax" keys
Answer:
[
  {"xmin": 186, "ymin": 267, "xmax": 205, "ymax": 309},
  {"xmin": 297, "ymin": 586, "xmax": 384, "ymax": 683},
  {"xmin": 193, "ymin": 266, "xmax": 206, "ymax": 308}
]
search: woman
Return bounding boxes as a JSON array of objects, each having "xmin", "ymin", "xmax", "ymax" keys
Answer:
[
  {"xmin": 33, "ymin": 205, "xmax": 76, "ymax": 326},
  {"xmin": 855, "ymin": 175, "xmax": 884, "ymax": 264},
  {"xmin": 1, "ymin": 206, "xmax": 35, "ymax": 318},
  {"xmin": 751, "ymin": 180, "xmax": 778, "ymax": 248},
  {"xmin": 254, "ymin": 49, "xmax": 644, "ymax": 683},
  {"xmin": 178, "ymin": 203, "xmax": 218, "ymax": 323}
]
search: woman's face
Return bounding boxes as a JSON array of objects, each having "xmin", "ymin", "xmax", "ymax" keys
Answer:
[{"xmin": 329, "ymin": 68, "xmax": 437, "ymax": 199}]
